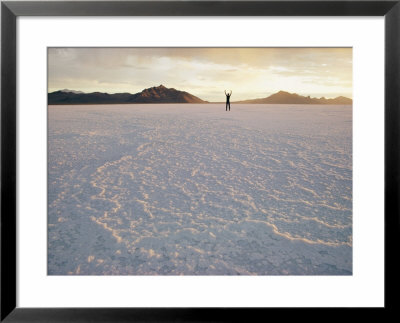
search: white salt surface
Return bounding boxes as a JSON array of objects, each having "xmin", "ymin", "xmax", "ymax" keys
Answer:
[{"xmin": 48, "ymin": 104, "xmax": 352, "ymax": 275}]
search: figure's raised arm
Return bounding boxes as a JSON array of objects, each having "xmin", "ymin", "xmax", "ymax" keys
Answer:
[
  {"xmin": 230, "ymin": 90, "xmax": 232, "ymax": 95},
  {"xmin": 224, "ymin": 90, "xmax": 227, "ymax": 95}
]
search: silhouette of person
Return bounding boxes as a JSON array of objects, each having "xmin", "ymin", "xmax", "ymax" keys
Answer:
[{"xmin": 225, "ymin": 90, "xmax": 232, "ymax": 111}]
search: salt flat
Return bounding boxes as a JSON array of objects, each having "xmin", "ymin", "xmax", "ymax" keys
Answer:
[{"xmin": 48, "ymin": 104, "xmax": 352, "ymax": 275}]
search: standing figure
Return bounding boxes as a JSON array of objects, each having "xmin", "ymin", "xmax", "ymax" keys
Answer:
[{"xmin": 225, "ymin": 90, "xmax": 232, "ymax": 111}]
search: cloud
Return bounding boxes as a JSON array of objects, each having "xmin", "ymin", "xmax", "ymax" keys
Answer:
[{"xmin": 48, "ymin": 47, "xmax": 352, "ymax": 101}]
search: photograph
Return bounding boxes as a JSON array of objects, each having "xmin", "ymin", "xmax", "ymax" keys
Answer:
[{"xmin": 47, "ymin": 47, "xmax": 353, "ymax": 276}]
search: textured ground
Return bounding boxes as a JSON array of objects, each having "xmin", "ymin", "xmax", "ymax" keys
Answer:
[{"xmin": 48, "ymin": 104, "xmax": 352, "ymax": 275}]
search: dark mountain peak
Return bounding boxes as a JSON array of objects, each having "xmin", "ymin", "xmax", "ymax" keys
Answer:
[
  {"xmin": 142, "ymin": 84, "xmax": 170, "ymax": 94},
  {"xmin": 135, "ymin": 85, "xmax": 205, "ymax": 103},
  {"xmin": 145, "ymin": 84, "xmax": 167, "ymax": 92}
]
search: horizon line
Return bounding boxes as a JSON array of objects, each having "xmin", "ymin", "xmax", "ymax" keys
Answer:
[{"xmin": 48, "ymin": 86, "xmax": 353, "ymax": 101}]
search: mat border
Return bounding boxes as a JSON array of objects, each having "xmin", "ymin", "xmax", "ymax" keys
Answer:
[{"xmin": 2, "ymin": 1, "xmax": 399, "ymax": 321}]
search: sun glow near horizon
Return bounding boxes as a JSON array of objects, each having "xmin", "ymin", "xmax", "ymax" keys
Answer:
[{"xmin": 48, "ymin": 47, "xmax": 352, "ymax": 101}]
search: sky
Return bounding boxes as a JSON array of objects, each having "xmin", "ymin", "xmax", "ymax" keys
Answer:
[{"xmin": 48, "ymin": 47, "xmax": 352, "ymax": 102}]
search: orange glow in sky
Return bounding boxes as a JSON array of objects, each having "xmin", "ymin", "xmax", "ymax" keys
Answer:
[{"xmin": 48, "ymin": 47, "xmax": 352, "ymax": 101}]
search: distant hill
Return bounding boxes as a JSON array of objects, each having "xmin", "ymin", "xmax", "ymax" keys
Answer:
[
  {"xmin": 236, "ymin": 91, "xmax": 352, "ymax": 105},
  {"xmin": 48, "ymin": 85, "xmax": 207, "ymax": 105}
]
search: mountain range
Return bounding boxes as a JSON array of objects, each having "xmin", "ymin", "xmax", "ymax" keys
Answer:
[
  {"xmin": 48, "ymin": 85, "xmax": 206, "ymax": 105},
  {"xmin": 48, "ymin": 86, "xmax": 352, "ymax": 105},
  {"xmin": 236, "ymin": 90, "xmax": 352, "ymax": 105}
]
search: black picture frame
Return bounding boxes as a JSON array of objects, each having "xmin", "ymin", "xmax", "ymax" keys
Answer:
[{"xmin": 1, "ymin": 1, "xmax": 399, "ymax": 321}]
